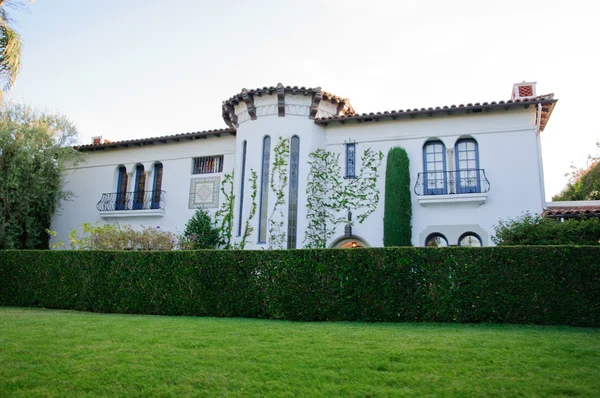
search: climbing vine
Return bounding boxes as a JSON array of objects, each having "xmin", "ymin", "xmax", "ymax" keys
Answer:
[
  {"xmin": 268, "ymin": 137, "xmax": 290, "ymax": 249},
  {"xmin": 304, "ymin": 149, "xmax": 344, "ymax": 248},
  {"xmin": 237, "ymin": 169, "xmax": 258, "ymax": 250},
  {"xmin": 304, "ymin": 145, "xmax": 383, "ymax": 248},
  {"xmin": 215, "ymin": 171, "xmax": 235, "ymax": 249}
]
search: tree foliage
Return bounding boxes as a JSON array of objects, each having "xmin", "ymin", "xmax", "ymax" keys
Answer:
[
  {"xmin": 383, "ymin": 147, "xmax": 412, "ymax": 246},
  {"xmin": 492, "ymin": 212, "xmax": 600, "ymax": 246},
  {"xmin": 553, "ymin": 142, "xmax": 600, "ymax": 201},
  {"xmin": 0, "ymin": 103, "xmax": 80, "ymax": 249},
  {"xmin": 0, "ymin": 1, "xmax": 32, "ymax": 96},
  {"xmin": 182, "ymin": 208, "xmax": 220, "ymax": 249}
]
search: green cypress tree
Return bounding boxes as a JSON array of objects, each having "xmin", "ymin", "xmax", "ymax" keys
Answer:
[{"xmin": 383, "ymin": 147, "xmax": 412, "ymax": 246}]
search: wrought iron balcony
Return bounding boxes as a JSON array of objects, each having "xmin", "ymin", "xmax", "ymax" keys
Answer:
[
  {"xmin": 96, "ymin": 190, "xmax": 166, "ymax": 211},
  {"xmin": 414, "ymin": 169, "xmax": 490, "ymax": 196}
]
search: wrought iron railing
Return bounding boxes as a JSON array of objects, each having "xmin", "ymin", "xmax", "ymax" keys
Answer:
[
  {"xmin": 96, "ymin": 190, "xmax": 166, "ymax": 211},
  {"xmin": 414, "ymin": 169, "xmax": 490, "ymax": 196}
]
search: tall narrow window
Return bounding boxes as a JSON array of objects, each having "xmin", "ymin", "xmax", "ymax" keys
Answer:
[
  {"xmin": 258, "ymin": 136, "xmax": 271, "ymax": 243},
  {"xmin": 237, "ymin": 141, "xmax": 247, "ymax": 237},
  {"xmin": 287, "ymin": 136, "xmax": 300, "ymax": 249},
  {"xmin": 345, "ymin": 143, "xmax": 356, "ymax": 178},
  {"xmin": 116, "ymin": 166, "xmax": 128, "ymax": 210},
  {"xmin": 423, "ymin": 141, "xmax": 447, "ymax": 195},
  {"xmin": 455, "ymin": 139, "xmax": 480, "ymax": 193},
  {"xmin": 151, "ymin": 162, "xmax": 163, "ymax": 209},
  {"xmin": 133, "ymin": 164, "xmax": 146, "ymax": 210}
]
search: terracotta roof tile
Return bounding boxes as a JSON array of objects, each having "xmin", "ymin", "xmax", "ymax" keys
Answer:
[
  {"xmin": 75, "ymin": 128, "xmax": 236, "ymax": 152},
  {"xmin": 315, "ymin": 94, "xmax": 557, "ymax": 131},
  {"xmin": 542, "ymin": 205, "xmax": 600, "ymax": 218}
]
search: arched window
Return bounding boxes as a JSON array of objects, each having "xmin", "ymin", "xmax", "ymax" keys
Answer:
[
  {"xmin": 151, "ymin": 162, "xmax": 163, "ymax": 209},
  {"xmin": 458, "ymin": 232, "xmax": 482, "ymax": 247},
  {"xmin": 425, "ymin": 233, "xmax": 448, "ymax": 247},
  {"xmin": 237, "ymin": 140, "xmax": 247, "ymax": 237},
  {"xmin": 133, "ymin": 164, "xmax": 145, "ymax": 210},
  {"xmin": 116, "ymin": 165, "xmax": 128, "ymax": 210},
  {"xmin": 287, "ymin": 136, "xmax": 300, "ymax": 249},
  {"xmin": 423, "ymin": 141, "xmax": 447, "ymax": 195},
  {"xmin": 258, "ymin": 136, "xmax": 271, "ymax": 243},
  {"xmin": 455, "ymin": 138, "xmax": 480, "ymax": 193}
]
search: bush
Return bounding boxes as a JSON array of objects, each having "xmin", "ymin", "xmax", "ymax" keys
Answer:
[
  {"xmin": 492, "ymin": 212, "xmax": 600, "ymax": 245},
  {"xmin": 181, "ymin": 208, "xmax": 220, "ymax": 249},
  {"xmin": 384, "ymin": 147, "xmax": 412, "ymax": 246},
  {"xmin": 68, "ymin": 222, "xmax": 176, "ymax": 250},
  {"xmin": 1, "ymin": 247, "xmax": 599, "ymax": 326}
]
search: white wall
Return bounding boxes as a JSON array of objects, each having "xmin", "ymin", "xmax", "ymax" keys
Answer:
[
  {"xmin": 51, "ymin": 135, "xmax": 236, "ymax": 247},
  {"xmin": 324, "ymin": 107, "xmax": 542, "ymax": 246},
  {"xmin": 52, "ymin": 99, "xmax": 545, "ymax": 249}
]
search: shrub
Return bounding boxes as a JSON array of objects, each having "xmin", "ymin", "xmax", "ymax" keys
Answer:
[
  {"xmin": 492, "ymin": 212, "xmax": 600, "ymax": 246},
  {"xmin": 68, "ymin": 222, "xmax": 176, "ymax": 250},
  {"xmin": 1, "ymin": 247, "xmax": 599, "ymax": 326},
  {"xmin": 181, "ymin": 208, "xmax": 220, "ymax": 249},
  {"xmin": 384, "ymin": 147, "xmax": 412, "ymax": 246}
]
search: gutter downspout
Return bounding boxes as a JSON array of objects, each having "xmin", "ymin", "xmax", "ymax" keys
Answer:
[{"xmin": 535, "ymin": 102, "xmax": 548, "ymax": 212}]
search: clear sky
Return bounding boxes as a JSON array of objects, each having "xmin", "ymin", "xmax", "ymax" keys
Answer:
[{"xmin": 7, "ymin": 0, "xmax": 600, "ymax": 201}]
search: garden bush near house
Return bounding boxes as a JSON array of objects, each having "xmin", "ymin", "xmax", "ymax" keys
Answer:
[
  {"xmin": 383, "ymin": 147, "xmax": 412, "ymax": 246},
  {"xmin": 492, "ymin": 212, "xmax": 600, "ymax": 245},
  {"xmin": 1, "ymin": 247, "xmax": 599, "ymax": 326},
  {"xmin": 180, "ymin": 208, "xmax": 220, "ymax": 249},
  {"xmin": 68, "ymin": 222, "xmax": 176, "ymax": 250}
]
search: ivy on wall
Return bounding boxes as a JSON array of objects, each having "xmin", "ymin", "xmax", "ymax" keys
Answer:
[
  {"xmin": 268, "ymin": 137, "xmax": 290, "ymax": 250},
  {"xmin": 215, "ymin": 171, "xmax": 235, "ymax": 249},
  {"xmin": 238, "ymin": 169, "xmax": 258, "ymax": 250},
  {"xmin": 383, "ymin": 147, "xmax": 412, "ymax": 246},
  {"xmin": 304, "ymin": 146, "xmax": 383, "ymax": 248}
]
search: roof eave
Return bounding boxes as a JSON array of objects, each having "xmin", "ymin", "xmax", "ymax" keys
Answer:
[{"xmin": 314, "ymin": 99, "xmax": 558, "ymax": 126}]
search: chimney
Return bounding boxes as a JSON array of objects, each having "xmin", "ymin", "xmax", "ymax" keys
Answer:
[
  {"xmin": 511, "ymin": 81, "xmax": 537, "ymax": 100},
  {"xmin": 91, "ymin": 136, "xmax": 103, "ymax": 145}
]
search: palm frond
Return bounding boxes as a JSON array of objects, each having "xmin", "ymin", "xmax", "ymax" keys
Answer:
[{"xmin": 0, "ymin": 6, "xmax": 21, "ymax": 92}]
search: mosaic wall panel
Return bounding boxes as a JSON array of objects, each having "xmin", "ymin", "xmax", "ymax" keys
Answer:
[{"xmin": 189, "ymin": 176, "xmax": 220, "ymax": 209}]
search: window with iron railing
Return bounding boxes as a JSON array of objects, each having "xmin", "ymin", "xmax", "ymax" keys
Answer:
[{"xmin": 192, "ymin": 155, "xmax": 223, "ymax": 174}]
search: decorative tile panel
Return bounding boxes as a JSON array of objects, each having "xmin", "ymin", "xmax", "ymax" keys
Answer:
[{"xmin": 189, "ymin": 176, "xmax": 220, "ymax": 209}]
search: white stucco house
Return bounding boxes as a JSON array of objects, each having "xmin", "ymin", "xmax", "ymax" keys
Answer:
[{"xmin": 51, "ymin": 81, "xmax": 557, "ymax": 249}]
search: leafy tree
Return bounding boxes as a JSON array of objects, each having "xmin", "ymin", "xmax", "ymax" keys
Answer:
[
  {"xmin": 383, "ymin": 147, "xmax": 412, "ymax": 246},
  {"xmin": 0, "ymin": 0, "xmax": 31, "ymax": 98},
  {"xmin": 0, "ymin": 103, "xmax": 80, "ymax": 249},
  {"xmin": 181, "ymin": 208, "xmax": 220, "ymax": 249},
  {"xmin": 492, "ymin": 212, "xmax": 600, "ymax": 246},
  {"xmin": 553, "ymin": 142, "xmax": 600, "ymax": 201}
]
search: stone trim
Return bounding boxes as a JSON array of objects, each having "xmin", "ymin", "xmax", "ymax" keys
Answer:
[
  {"xmin": 309, "ymin": 87, "xmax": 322, "ymax": 120},
  {"xmin": 277, "ymin": 83, "xmax": 285, "ymax": 117},
  {"xmin": 242, "ymin": 89, "xmax": 257, "ymax": 120}
]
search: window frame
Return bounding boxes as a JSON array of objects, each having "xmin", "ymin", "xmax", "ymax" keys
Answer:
[
  {"xmin": 423, "ymin": 140, "xmax": 447, "ymax": 195},
  {"xmin": 345, "ymin": 142, "xmax": 356, "ymax": 179},
  {"xmin": 192, "ymin": 155, "xmax": 224, "ymax": 175},
  {"xmin": 454, "ymin": 138, "xmax": 481, "ymax": 194},
  {"xmin": 458, "ymin": 232, "xmax": 482, "ymax": 247},
  {"xmin": 151, "ymin": 162, "xmax": 163, "ymax": 210},
  {"xmin": 257, "ymin": 136, "xmax": 271, "ymax": 243},
  {"xmin": 425, "ymin": 233, "xmax": 449, "ymax": 247}
]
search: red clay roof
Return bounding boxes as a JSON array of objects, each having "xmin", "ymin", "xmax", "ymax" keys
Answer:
[
  {"xmin": 76, "ymin": 128, "xmax": 236, "ymax": 152},
  {"xmin": 223, "ymin": 85, "xmax": 356, "ymax": 115},
  {"xmin": 315, "ymin": 94, "xmax": 557, "ymax": 132},
  {"xmin": 543, "ymin": 206, "xmax": 600, "ymax": 218}
]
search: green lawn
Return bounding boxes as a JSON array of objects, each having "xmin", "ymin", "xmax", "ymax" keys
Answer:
[{"xmin": 1, "ymin": 307, "xmax": 598, "ymax": 397}]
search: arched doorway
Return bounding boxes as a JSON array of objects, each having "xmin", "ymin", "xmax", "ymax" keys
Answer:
[{"xmin": 330, "ymin": 236, "xmax": 370, "ymax": 249}]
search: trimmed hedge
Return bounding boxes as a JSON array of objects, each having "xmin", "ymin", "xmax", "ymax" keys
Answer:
[
  {"xmin": 1, "ymin": 247, "xmax": 599, "ymax": 326},
  {"xmin": 383, "ymin": 147, "xmax": 412, "ymax": 246}
]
